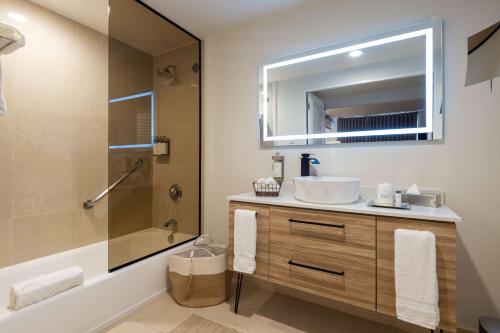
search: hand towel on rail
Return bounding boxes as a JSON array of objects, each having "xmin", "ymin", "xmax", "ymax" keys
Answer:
[
  {"xmin": 9, "ymin": 266, "xmax": 84, "ymax": 310},
  {"xmin": 233, "ymin": 209, "xmax": 257, "ymax": 274},
  {"xmin": 395, "ymin": 229, "xmax": 440, "ymax": 329}
]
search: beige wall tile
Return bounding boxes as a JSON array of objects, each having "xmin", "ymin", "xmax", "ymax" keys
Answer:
[
  {"xmin": 108, "ymin": 150, "xmax": 153, "ymax": 238},
  {"xmin": 0, "ymin": 0, "xmax": 109, "ymax": 266},
  {"xmin": 109, "ymin": 38, "xmax": 153, "ymax": 100},
  {"xmin": 1, "ymin": 1, "xmax": 79, "ymax": 115},
  {"xmin": 109, "ymin": 186, "xmax": 152, "ymax": 238},
  {"xmin": 75, "ymin": 162, "xmax": 108, "ymax": 207},
  {"xmin": 0, "ymin": 163, "xmax": 12, "ymax": 220},
  {"xmin": 75, "ymin": 116, "xmax": 108, "ymax": 163},
  {"xmin": 13, "ymin": 211, "xmax": 74, "ymax": 264},
  {"xmin": 152, "ymin": 43, "xmax": 200, "ymax": 237},
  {"xmin": 74, "ymin": 162, "xmax": 108, "ymax": 246},
  {"xmin": 0, "ymin": 219, "xmax": 13, "ymax": 267},
  {"xmin": 74, "ymin": 198, "xmax": 108, "ymax": 247},
  {"xmin": 0, "ymin": 112, "xmax": 13, "ymax": 166},
  {"xmin": 14, "ymin": 110, "xmax": 76, "ymax": 163},
  {"xmin": 13, "ymin": 161, "xmax": 75, "ymax": 217},
  {"xmin": 75, "ymin": 25, "xmax": 108, "ymax": 120}
]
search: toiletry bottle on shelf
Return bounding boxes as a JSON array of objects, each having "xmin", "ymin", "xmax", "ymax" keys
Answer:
[{"xmin": 272, "ymin": 153, "xmax": 284, "ymax": 184}]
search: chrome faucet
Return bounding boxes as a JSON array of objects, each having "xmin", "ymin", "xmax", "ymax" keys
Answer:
[
  {"xmin": 300, "ymin": 153, "xmax": 320, "ymax": 176},
  {"xmin": 163, "ymin": 218, "xmax": 178, "ymax": 232}
]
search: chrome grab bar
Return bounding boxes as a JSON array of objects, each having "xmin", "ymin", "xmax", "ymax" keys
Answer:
[{"xmin": 83, "ymin": 159, "xmax": 144, "ymax": 209}]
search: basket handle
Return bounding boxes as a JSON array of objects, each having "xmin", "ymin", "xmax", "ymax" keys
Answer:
[
  {"xmin": 190, "ymin": 247, "xmax": 215, "ymax": 258},
  {"xmin": 193, "ymin": 234, "xmax": 214, "ymax": 246},
  {"xmin": 185, "ymin": 246, "xmax": 215, "ymax": 292}
]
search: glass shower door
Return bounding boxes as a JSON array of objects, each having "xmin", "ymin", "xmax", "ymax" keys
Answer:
[{"xmin": 108, "ymin": 0, "xmax": 201, "ymax": 271}]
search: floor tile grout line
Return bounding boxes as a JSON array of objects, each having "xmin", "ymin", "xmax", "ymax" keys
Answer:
[{"xmin": 130, "ymin": 316, "xmax": 165, "ymax": 333}]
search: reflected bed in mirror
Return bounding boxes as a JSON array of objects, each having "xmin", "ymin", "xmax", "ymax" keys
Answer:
[{"xmin": 259, "ymin": 18, "xmax": 443, "ymax": 146}]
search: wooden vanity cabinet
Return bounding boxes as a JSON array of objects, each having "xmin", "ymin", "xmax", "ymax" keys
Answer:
[
  {"xmin": 377, "ymin": 216, "xmax": 457, "ymax": 332},
  {"xmin": 228, "ymin": 202, "xmax": 270, "ymax": 280},
  {"xmin": 228, "ymin": 201, "xmax": 457, "ymax": 332}
]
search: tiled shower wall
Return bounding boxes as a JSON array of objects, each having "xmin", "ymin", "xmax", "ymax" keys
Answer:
[
  {"xmin": 0, "ymin": 0, "xmax": 108, "ymax": 266},
  {"xmin": 152, "ymin": 42, "xmax": 200, "ymax": 236},
  {"xmin": 108, "ymin": 38, "xmax": 154, "ymax": 239}
]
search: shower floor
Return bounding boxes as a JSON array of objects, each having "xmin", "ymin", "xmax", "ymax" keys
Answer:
[{"xmin": 109, "ymin": 228, "xmax": 195, "ymax": 270}]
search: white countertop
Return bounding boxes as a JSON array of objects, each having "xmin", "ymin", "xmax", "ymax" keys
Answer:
[{"xmin": 227, "ymin": 192, "xmax": 461, "ymax": 223}]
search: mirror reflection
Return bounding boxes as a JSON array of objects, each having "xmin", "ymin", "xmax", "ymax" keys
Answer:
[{"xmin": 261, "ymin": 20, "xmax": 442, "ymax": 146}]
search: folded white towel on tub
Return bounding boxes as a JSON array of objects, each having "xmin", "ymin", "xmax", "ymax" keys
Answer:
[
  {"xmin": 395, "ymin": 229, "xmax": 440, "ymax": 329},
  {"xmin": 233, "ymin": 209, "xmax": 257, "ymax": 274},
  {"xmin": 9, "ymin": 266, "xmax": 84, "ymax": 310}
]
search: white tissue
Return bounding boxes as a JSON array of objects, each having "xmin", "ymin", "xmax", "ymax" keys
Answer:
[
  {"xmin": 257, "ymin": 178, "xmax": 267, "ymax": 184},
  {"xmin": 407, "ymin": 184, "xmax": 421, "ymax": 195}
]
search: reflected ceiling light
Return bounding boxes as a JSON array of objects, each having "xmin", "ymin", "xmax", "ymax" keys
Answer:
[
  {"xmin": 349, "ymin": 50, "xmax": 363, "ymax": 57},
  {"xmin": 8, "ymin": 12, "xmax": 27, "ymax": 22}
]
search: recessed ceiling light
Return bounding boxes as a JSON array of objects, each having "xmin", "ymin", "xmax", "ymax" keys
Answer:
[
  {"xmin": 349, "ymin": 50, "xmax": 363, "ymax": 57},
  {"xmin": 8, "ymin": 12, "xmax": 27, "ymax": 22}
]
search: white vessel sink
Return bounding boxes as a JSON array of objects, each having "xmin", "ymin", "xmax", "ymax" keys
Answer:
[{"xmin": 294, "ymin": 176, "xmax": 360, "ymax": 204}]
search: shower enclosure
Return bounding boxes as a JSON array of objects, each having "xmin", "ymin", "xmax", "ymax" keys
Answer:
[
  {"xmin": 104, "ymin": 0, "xmax": 201, "ymax": 271},
  {"xmin": 0, "ymin": 0, "xmax": 200, "ymax": 330}
]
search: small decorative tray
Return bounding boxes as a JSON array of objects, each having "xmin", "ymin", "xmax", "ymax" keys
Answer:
[
  {"xmin": 253, "ymin": 181, "xmax": 281, "ymax": 197},
  {"xmin": 367, "ymin": 200, "xmax": 411, "ymax": 210}
]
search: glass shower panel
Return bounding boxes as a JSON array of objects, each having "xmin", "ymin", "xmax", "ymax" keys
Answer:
[
  {"xmin": 109, "ymin": 92, "xmax": 153, "ymax": 148},
  {"xmin": 108, "ymin": 0, "xmax": 201, "ymax": 271}
]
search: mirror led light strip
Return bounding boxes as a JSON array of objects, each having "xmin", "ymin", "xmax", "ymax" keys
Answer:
[
  {"xmin": 109, "ymin": 91, "xmax": 155, "ymax": 149},
  {"xmin": 262, "ymin": 28, "xmax": 434, "ymax": 141}
]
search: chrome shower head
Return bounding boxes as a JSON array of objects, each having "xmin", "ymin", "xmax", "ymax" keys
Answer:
[{"xmin": 157, "ymin": 64, "xmax": 178, "ymax": 79}]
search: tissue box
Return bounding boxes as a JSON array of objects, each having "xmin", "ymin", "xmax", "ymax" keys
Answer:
[{"xmin": 401, "ymin": 192, "xmax": 442, "ymax": 208}]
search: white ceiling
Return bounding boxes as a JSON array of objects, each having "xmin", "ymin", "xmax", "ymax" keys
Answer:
[
  {"xmin": 29, "ymin": 0, "xmax": 317, "ymax": 39},
  {"xmin": 141, "ymin": 0, "xmax": 317, "ymax": 38}
]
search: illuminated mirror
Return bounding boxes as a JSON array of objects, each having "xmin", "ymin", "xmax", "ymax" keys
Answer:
[{"xmin": 259, "ymin": 18, "xmax": 443, "ymax": 146}]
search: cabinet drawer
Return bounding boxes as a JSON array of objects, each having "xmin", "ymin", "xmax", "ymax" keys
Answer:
[
  {"xmin": 269, "ymin": 243, "xmax": 375, "ymax": 310},
  {"xmin": 377, "ymin": 217, "xmax": 457, "ymax": 332},
  {"xmin": 270, "ymin": 207, "xmax": 375, "ymax": 261}
]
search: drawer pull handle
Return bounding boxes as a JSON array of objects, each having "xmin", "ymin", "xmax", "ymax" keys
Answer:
[
  {"xmin": 288, "ymin": 260, "xmax": 345, "ymax": 276},
  {"xmin": 288, "ymin": 219, "xmax": 345, "ymax": 229}
]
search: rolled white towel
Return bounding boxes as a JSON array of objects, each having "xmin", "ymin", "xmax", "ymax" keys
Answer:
[
  {"xmin": 265, "ymin": 177, "xmax": 277, "ymax": 185},
  {"xmin": 9, "ymin": 266, "xmax": 84, "ymax": 310},
  {"xmin": 257, "ymin": 178, "xmax": 267, "ymax": 184}
]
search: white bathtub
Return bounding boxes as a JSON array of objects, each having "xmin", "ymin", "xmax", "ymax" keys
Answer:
[
  {"xmin": 109, "ymin": 228, "xmax": 195, "ymax": 269},
  {"xmin": 0, "ymin": 236, "xmax": 194, "ymax": 333}
]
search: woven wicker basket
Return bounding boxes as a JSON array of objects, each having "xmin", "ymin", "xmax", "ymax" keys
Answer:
[{"xmin": 169, "ymin": 235, "xmax": 229, "ymax": 307}]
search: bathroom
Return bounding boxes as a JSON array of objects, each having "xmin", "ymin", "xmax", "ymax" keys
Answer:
[{"xmin": 0, "ymin": 0, "xmax": 499, "ymax": 332}]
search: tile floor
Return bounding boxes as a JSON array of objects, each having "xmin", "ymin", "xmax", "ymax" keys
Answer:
[{"xmin": 99, "ymin": 279, "xmax": 425, "ymax": 333}]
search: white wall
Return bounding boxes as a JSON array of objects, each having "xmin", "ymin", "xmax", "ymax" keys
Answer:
[{"xmin": 203, "ymin": 0, "xmax": 500, "ymax": 330}]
